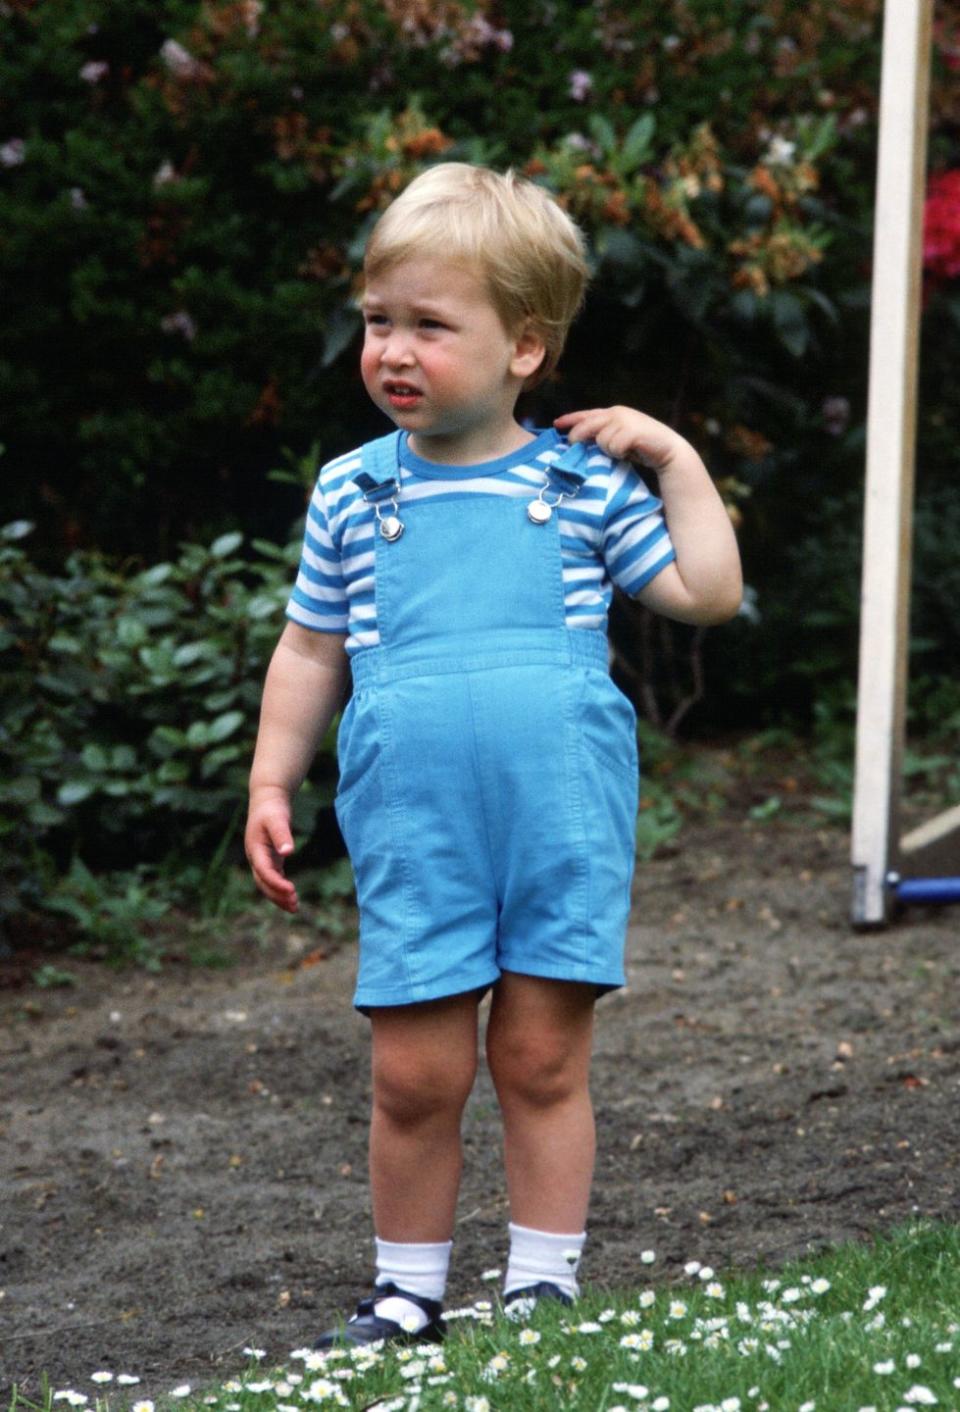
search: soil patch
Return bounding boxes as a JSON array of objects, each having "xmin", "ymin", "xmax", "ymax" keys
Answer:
[{"xmin": 3, "ymin": 815, "xmax": 960, "ymax": 1399}]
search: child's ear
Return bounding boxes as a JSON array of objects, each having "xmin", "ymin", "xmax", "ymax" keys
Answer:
[{"xmin": 510, "ymin": 323, "xmax": 547, "ymax": 382}]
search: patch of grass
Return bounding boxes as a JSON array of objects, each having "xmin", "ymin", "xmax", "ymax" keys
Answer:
[{"xmin": 9, "ymin": 1223, "xmax": 960, "ymax": 1412}]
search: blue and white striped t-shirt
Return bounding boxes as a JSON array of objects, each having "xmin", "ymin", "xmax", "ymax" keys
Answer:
[{"xmin": 286, "ymin": 427, "xmax": 676, "ymax": 655}]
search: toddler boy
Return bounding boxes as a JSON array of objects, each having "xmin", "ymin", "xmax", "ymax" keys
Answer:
[{"xmin": 246, "ymin": 162, "xmax": 741, "ymax": 1345}]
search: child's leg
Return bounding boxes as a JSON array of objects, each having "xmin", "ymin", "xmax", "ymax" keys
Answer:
[
  {"xmin": 314, "ymin": 991, "xmax": 479, "ymax": 1348},
  {"xmin": 369, "ymin": 990, "xmax": 480, "ymax": 1241},
  {"xmin": 485, "ymin": 973, "xmax": 596, "ymax": 1296},
  {"xmin": 486, "ymin": 973, "xmax": 596, "ymax": 1229}
]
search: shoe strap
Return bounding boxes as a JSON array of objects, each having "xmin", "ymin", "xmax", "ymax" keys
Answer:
[{"xmin": 355, "ymin": 1281, "xmax": 443, "ymax": 1322}]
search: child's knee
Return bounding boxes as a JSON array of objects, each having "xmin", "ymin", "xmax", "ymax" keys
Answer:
[
  {"xmin": 487, "ymin": 1031, "xmax": 586, "ymax": 1110},
  {"xmin": 373, "ymin": 1046, "xmax": 476, "ymax": 1126}
]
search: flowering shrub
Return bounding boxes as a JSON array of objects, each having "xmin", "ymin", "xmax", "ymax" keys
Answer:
[
  {"xmin": 923, "ymin": 169, "xmax": 960, "ymax": 281},
  {"xmin": 0, "ymin": 0, "xmax": 888, "ymax": 556},
  {"xmin": 1, "ymin": 0, "xmax": 959, "ymax": 740}
]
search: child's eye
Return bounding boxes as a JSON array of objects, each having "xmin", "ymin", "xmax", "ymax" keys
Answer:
[
  {"xmin": 419, "ymin": 318, "xmax": 446, "ymax": 331},
  {"xmin": 364, "ymin": 312, "xmax": 389, "ymax": 327}
]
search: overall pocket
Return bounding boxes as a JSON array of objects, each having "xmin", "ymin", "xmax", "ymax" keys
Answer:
[
  {"xmin": 576, "ymin": 666, "xmax": 640, "ymax": 788},
  {"xmin": 574, "ymin": 667, "xmax": 640, "ymax": 932},
  {"xmin": 334, "ymin": 689, "xmax": 401, "ymax": 950}
]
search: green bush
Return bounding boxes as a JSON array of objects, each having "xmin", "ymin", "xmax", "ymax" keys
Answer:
[
  {"xmin": 0, "ymin": 516, "xmax": 336, "ymax": 938},
  {"xmin": 2, "ymin": 0, "xmax": 960, "ymax": 953}
]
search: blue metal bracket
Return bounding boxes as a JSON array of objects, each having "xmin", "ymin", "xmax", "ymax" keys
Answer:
[{"xmin": 887, "ymin": 873, "xmax": 960, "ymax": 906}]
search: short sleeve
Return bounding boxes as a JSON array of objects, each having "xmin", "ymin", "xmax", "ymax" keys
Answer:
[
  {"xmin": 601, "ymin": 459, "xmax": 676, "ymax": 597},
  {"xmin": 285, "ymin": 474, "xmax": 349, "ymax": 633}
]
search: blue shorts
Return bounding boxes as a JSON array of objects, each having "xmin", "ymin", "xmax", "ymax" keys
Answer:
[{"xmin": 335, "ymin": 629, "xmax": 638, "ymax": 1010}]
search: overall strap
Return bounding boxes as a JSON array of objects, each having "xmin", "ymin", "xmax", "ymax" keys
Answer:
[
  {"xmin": 544, "ymin": 438, "xmax": 592, "ymax": 497},
  {"xmin": 356, "ymin": 431, "xmax": 403, "ymax": 500}
]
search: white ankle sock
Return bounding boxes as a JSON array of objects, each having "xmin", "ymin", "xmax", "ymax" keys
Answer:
[
  {"xmin": 372, "ymin": 1236, "xmax": 452, "ymax": 1331},
  {"xmin": 504, "ymin": 1222, "xmax": 585, "ymax": 1299}
]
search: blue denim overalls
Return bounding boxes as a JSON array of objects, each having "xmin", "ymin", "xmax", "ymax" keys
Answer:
[{"xmin": 334, "ymin": 431, "xmax": 638, "ymax": 1010}]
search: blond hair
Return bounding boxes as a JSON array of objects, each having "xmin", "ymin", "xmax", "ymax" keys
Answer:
[{"xmin": 363, "ymin": 162, "xmax": 589, "ymax": 385}]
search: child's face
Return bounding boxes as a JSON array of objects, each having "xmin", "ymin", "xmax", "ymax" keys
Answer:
[{"xmin": 360, "ymin": 256, "xmax": 543, "ymax": 462}]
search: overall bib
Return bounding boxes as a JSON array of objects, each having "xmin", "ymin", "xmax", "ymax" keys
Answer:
[{"xmin": 334, "ymin": 432, "xmax": 639, "ymax": 1010}]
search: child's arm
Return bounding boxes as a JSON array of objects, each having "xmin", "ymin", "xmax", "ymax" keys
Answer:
[
  {"xmin": 555, "ymin": 406, "xmax": 743, "ymax": 625},
  {"xmin": 245, "ymin": 623, "xmax": 349, "ymax": 913}
]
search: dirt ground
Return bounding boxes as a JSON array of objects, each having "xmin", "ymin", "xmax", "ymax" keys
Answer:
[{"xmin": 3, "ymin": 806, "xmax": 960, "ymax": 1402}]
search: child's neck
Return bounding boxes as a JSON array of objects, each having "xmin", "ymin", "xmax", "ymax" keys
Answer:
[{"xmin": 408, "ymin": 418, "xmax": 534, "ymax": 466}]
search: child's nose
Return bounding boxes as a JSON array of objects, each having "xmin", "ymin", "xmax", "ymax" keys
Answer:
[{"xmin": 381, "ymin": 330, "xmax": 416, "ymax": 367}]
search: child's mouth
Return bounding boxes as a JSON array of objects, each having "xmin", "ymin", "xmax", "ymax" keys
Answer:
[{"xmin": 384, "ymin": 381, "xmax": 423, "ymax": 410}]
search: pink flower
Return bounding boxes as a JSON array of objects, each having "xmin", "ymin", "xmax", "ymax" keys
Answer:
[
  {"xmin": 569, "ymin": 69, "xmax": 593, "ymax": 102},
  {"xmin": 1, "ymin": 138, "xmax": 25, "ymax": 167},
  {"xmin": 923, "ymin": 169, "xmax": 960, "ymax": 280},
  {"xmin": 821, "ymin": 397, "xmax": 850, "ymax": 436},
  {"xmin": 160, "ymin": 39, "xmax": 204, "ymax": 82},
  {"xmin": 161, "ymin": 311, "xmax": 197, "ymax": 341}
]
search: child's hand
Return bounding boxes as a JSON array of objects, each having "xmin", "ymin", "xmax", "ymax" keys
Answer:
[
  {"xmin": 245, "ymin": 788, "xmax": 299, "ymax": 913},
  {"xmin": 555, "ymin": 406, "xmax": 683, "ymax": 473}
]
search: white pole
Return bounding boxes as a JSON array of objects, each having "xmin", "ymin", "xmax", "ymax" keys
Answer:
[{"xmin": 850, "ymin": 0, "xmax": 933, "ymax": 926}]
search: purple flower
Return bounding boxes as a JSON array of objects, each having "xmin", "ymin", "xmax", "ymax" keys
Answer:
[
  {"xmin": 1, "ymin": 138, "xmax": 26, "ymax": 168},
  {"xmin": 161, "ymin": 311, "xmax": 197, "ymax": 341},
  {"xmin": 79, "ymin": 60, "xmax": 109, "ymax": 83},
  {"xmin": 822, "ymin": 396, "xmax": 850, "ymax": 436},
  {"xmin": 568, "ymin": 69, "xmax": 593, "ymax": 102},
  {"xmin": 160, "ymin": 39, "xmax": 202, "ymax": 81}
]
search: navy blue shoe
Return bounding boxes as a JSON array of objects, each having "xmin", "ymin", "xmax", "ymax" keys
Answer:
[
  {"xmin": 313, "ymin": 1281, "xmax": 446, "ymax": 1350},
  {"xmin": 503, "ymin": 1281, "xmax": 574, "ymax": 1315}
]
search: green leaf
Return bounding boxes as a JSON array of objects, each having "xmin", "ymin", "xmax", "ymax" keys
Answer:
[
  {"xmin": 729, "ymin": 289, "xmax": 759, "ymax": 323},
  {"xmin": 211, "ymin": 532, "xmax": 243, "ymax": 558},
  {"xmin": 149, "ymin": 725, "xmax": 188, "ymax": 755},
  {"xmin": 621, "ymin": 113, "xmax": 655, "ymax": 171},
  {"xmin": 248, "ymin": 594, "xmax": 280, "ymax": 620},
  {"xmin": 139, "ymin": 563, "xmax": 174, "ymax": 587},
  {"xmin": 597, "ymin": 228, "xmax": 645, "ymax": 270},
  {"xmin": 770, "ymin": 290, "xmax": 808, "ymax": 357},
  {"xmin": 187, "ymin": 720, "xmax": 210, "ymax": 747},
  {"xmin": 200, "ymin": 743, "xmax": 244, "ymax": 778},
  {"xmin": 587, "ymin": 113, "xmax": 616, "ymax": 155},
  {"xmin": 156, "ymin": 759, "xmax": 190, "ymax": 783},
  {"xmin": 749, "ymin": 795, "xmax": 783, "ymax": 821},
  {"xmin": 207, "ymin": 709, "xmax": 245, "ymax": 743},
  {"xmin": 803, "ymin": 286, "xmax": 840, "ymax": 325},
  {"xmin": 116, "ymin": 615, "xmax": 148, "ymax": 648},
  {"xmin": 173, "ymin": 641, "xmax": 213, "ymax": 667},
  {"xmin": 81, "ymin": 743, "xmax": 109, "ymax": 771},
  {"xmin": 139, "ymin": 645, "xmax": 176, "ymax": 679},
  {"xmin": 58, "ymin": 780, "xmax": 94, "ymax": 805},
  {"xmin": 1, "ymin": 776, "xmax": 40, "ymax": 804}
]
